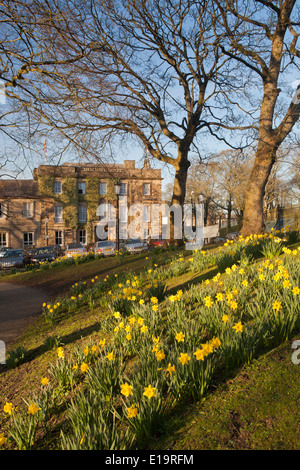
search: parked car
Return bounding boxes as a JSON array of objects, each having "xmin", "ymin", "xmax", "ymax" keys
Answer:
[
  {"xmin": 94, "ymin": 240, "xmax": 116, "ymax": 256},
  {"xmin": 23, "ymin": 245, "xmax": 36, "ymax": 258},
  {"xmin": 214, "ymin": 237, "xmax": 226, "ymax": 244},
  {"xmin": 121, "ymin": 238, "xmax": 148, "ymax": 254},
  {"xmin": 225, "ymin": 232, "xmax": 241, "ymax": 240},
  {"xmin": 31, "ymin": 246, "xmax": 57, "ymax": 264},
  {"xmin": 148, "ymin": 238, "xmax": 166, "ymax": 248},
  {"xmin": 0, "ymin": 249, "xmax": 31, "ymax": 269},
  {"xmin": 49, "ymin": 244, "xmax": 64, "ymax": 257},
  {"xmin": 65, "ymin": 243, "xmax": 87, "ymax": 257},
  {"xmin": 0, "ymin": 247, "xmax": 12, "ymax": 257}
]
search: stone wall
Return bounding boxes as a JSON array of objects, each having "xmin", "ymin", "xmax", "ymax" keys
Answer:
[{"xmin": 0, "ymin": 198, "xmax": 42, "ymax": 249}]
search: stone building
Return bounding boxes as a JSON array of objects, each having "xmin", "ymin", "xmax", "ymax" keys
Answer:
[
  {"xmin": 0, "ymin": 180, "xmax": 42, "ymax": 248},
  {"xmin": 0, "ymin": 160, "xmax": 163, "ymax": 249}
]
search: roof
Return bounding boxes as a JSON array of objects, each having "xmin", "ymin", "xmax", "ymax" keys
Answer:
[{"xmin": 0, "ymin": 180, "xmax": 40, "ymax": 198}]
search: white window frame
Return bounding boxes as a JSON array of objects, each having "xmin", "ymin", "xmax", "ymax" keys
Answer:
[
  {"xmin": 143, "ymin": 205, "xmax": 151, "ymax": 222},
  {"xmin": 54, "ymin": 180, "xmax": 62, "ymax": 194},
  {"xmin": 120, "ymin": 203, "xmax": 127, "ymax": 223},
  {"xmin": 98, "ymin": 203, "xmax": 111, "ymax": 221},
  {"xmin": 54, "ymin": 205, "xmax": 63, "ymax": 223},
  {"xmin": 79, "ymin": 229, "xmax": 86, "ymax": 245},
  {"xmin": 23, "ymin": 202, "xmax": 33, "ymax": 218},
  {"xmin": 78, "ymin": 181, "xmax": 86, "ymax": 195},
  {"xmin": 55, "ymin": 230, "xmax": 63, "ymax": 246},
  {"xmin": 23, "ymin": 232, "xmax": 34, "ymax": 247},
  {"xmin": 143, "ymin": 183, "xmax": 151, "ymax": 196},
  {"xmin": 0, "ymin": 232, "xmax": 8, "ymax": 247},
  {"xmin": 0, "ymin": 202, "xmax": 7, "ymax": 219},
  {"xmin": 120, "ymin": 183, "xmax": 127, "ymax": 196},
  {"xmin": 78, "ymin": 204, "xmax": 87, "ymax": 224},
  {"xmin": 99, "ymin": 182, "xmax": 107, "ymax": 195},
  {"xmin": 143, "ymin": 227, "xmax": 149, "ymax": 239}
]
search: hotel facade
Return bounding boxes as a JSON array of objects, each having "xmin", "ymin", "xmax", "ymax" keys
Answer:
[{"xmin": 0, "ymin": 160, "xmax": 163, "ymax": 249}]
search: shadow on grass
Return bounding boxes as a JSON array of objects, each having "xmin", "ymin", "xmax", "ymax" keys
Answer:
[
  {"xmin": 2, "ymin": 250, "xmax": 175, "ymax": 299},
  {"xmin": 0, "ymin": 266, "xmax": 217, "ymax": 373},
  {"xmin": 165, "ymin": 266, "xmax": 219, "ymax": 296},
  {"xmin": 0, "ymin": 319, "xmax": 105, "ymax": 374}
]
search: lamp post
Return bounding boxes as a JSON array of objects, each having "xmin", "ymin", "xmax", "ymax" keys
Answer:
[
  {"xmin": 198, "ymin": 193, "xmax": 205, "ymax": 204},
  {"xmin": 114, "ymin": 181, "xmax": 121, "ymax": 252},
  {"xmin": 190, "ymin": 191, "xmax": 195, "ymax": 232},
  {"xmin": 198, "ymin": 193, "xmax": 206, "ymax": 245},
  {"xmin": 45, "ymin": 216, "xmax": 49, "ymax": 246},
  {"xmin": 198, "ymin": 193, "xmax": 206, "ymax": 226}
]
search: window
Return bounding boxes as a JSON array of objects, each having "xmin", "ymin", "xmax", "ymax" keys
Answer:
[
  {"xmin": 23, "ymin": 202, "xmax": 33, "ymax": 218},
  {"xmin": 54, "ymin": 205, "xmax": 63, "ymax": 223},
  {"xmin": 98, "ymin": 203, "xmax": 110, "ymax": 221},
  {"xmin": 54, "ymin": 180, "xmax": 62, "ymax": 194},
  {"xmin": 120, "ymin": 204, "xmax": 127, "ymax": 223},
  {"xmin": 143, "ymin": 227, "xmax": 149, "ymax": 239},
  {"xmin": 79, "ymin": 229, "xmax": 86, "ymax": 245},
  {"xmin": 0, "ymin": 202, "xmax": 7, "ymax": 218},
  {"xmin": 143, "ymin": 205, "xmax": 150, "ymax": 222},
  {"xmin": 143, "ymin": 183, "xmax": 151, "ymax": 196},
  {"xmin": 120, "ymin": 183, "xmax": 127, "ymax": 195},
  {"xmin": 23, "ymin": 232, "xmax": 34, "ymax": 246},
  {"xmin": 55, "ymin": 230, "xmax": 63, "ymax": 246},
  {"xmin": 78, "ymin": 204, "xmax": 87, "ymax": 223},
  {"xmin": 0, "ymin": 232, "xmax": 7, "ymax": 247},
  {"xmin": 78, "ymin": 181, "xmax": 86, "ymax": 195},
  {"xmin": 99, "ymin": 182, "xmax": 107, "ymax": 195}
]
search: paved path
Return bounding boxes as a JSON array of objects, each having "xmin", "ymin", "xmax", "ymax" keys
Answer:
[{"xmin": 0, "ymin": 283, "xmax": 48, "ymax": 346}]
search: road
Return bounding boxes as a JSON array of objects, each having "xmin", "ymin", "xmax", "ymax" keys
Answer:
[{"xmin": 0, "ymin": 283, "xmax": 48, "ymax": 346}]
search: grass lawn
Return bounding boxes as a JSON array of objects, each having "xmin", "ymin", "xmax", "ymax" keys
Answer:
[
  {"xmin": 0, "ymin": 248, "xmax": 180, "ymax": 298},
  {"xmin": 147, "ymin": 336, "xmax": 300, "ymax": 450},
  {"xmin": 0, "ymin": 236, "xmax": 300, "ymax": 450}
]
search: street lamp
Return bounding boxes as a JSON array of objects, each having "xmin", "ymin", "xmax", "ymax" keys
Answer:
[
  {"xmin": 198, "ymin": 193, "xmax": 205, "ymax": 204},
  {"xmin": 45, "ymin": 216, "xmax": 49, "ymax": 246},
  {"xmin": 190, "ymin": 191, "xmax": 195, "ymax": 232},
  {"xmin": 114, "ymin": 181, "xmax": 121, "ymax": 252}
]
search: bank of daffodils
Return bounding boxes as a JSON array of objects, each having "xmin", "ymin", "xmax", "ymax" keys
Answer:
[{"xmin": 1, "ymin": 229, "xmax": 300, "ymax": 449}]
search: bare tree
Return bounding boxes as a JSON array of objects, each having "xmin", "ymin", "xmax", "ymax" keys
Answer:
[
  {"xmin": 0, "ymin": 0, "xmax": 108, "ymax": 174},
  {"xmin": 2, "ymin": 0, "xmax": 252, "ymax": 240},
  {"xmin": 186, "ymin": 150, "xmax": 253, "ymax": 231},
  {"xmin": 214, "ymin": 0, "xmax": 300, "ymax": 235},
  {"xmin": 2, "ymin": 0, "xmax": 298, "ymax": 242}
]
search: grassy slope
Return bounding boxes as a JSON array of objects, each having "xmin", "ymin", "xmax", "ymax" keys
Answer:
[
  {"xmin": 0, "ymin": 250, "xmax": 176, "ymax": 298},
  {"xmin": 147, "ymin": 336, "xmax": 300, "ymax": 450},
  {"xmin": 0, "ymin": 245, "xmax": 300, "ymax": 450}
]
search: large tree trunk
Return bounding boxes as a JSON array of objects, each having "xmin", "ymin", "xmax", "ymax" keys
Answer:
[
  {"xmin": 228, "ymin": 0, "xmax": 300, "ymax": 238},
  {"xmin": 169, "ymin": 154, "xmax": 190, "ymax": 244},
  {"xmin": 242, "ymin": 142, "xmax": 276, "ymax": 236}
]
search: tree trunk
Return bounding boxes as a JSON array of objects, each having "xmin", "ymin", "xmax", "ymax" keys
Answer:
[
  {"xmin": 236, "ymin": 0, "xmax": 300, "ymax": 237},
  {"xmin": 242, "ymin": 143, "xmax": 276, "ymax": 236},
  {"xmin": 170, "ymin": 155, "xmax": 190, "ymax": 244},
  {"xmin": 204, "ymin": 199, "xmax": 209, "ymax": 226}
]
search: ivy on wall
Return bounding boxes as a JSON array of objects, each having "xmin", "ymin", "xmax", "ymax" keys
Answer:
[
  {"xmin": 106, "ymin": 178, "xmax": 118, "ymax": 203},
  {"xmin": 38, "ymin": 175, "xmax": 54, "ymax": 198},
  {"xmin": 85, "ymin": 177, "xmax": 101, "ymax": 243},
  {"xmin": 38, "ymin": 176, "xmax": 78, "ymax": 229},
  {"xmin": 38, "ymin": 175, "xmax": 118, "ymax": 242},
  {"xmin": 60, "ymin": 178, "xmax": 78, "ymax": 229}
]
